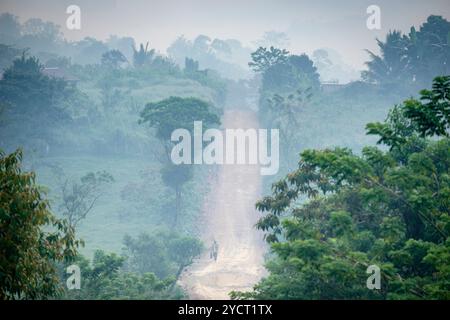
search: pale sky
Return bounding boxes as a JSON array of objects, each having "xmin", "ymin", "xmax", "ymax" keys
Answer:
[{"xmin": 1, "ymin": 0, "xmax": 449, "ymax": 68}]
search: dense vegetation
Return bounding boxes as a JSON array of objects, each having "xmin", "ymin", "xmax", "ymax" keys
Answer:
[
  {"xmin": 60, "ymin": 231, "xmax": 202, "ymax": 299},
  {"xmin": 0, "ymin": 9, "xmax": 449, "ymax": 300},
  {"xmin": 0, "ymin": 150, "xmax": 81, "ymax": 299},
  {"xmin": 232, "ymin": 77, "xmax": 450, "ymax": 299}
]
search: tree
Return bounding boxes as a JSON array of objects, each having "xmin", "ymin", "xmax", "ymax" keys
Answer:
[
  {"xmin": 363, "ymin": 16, "xmax": 450, "ymax": 88},
  {"xmin": 0, "ymin": 13, "xmax": 21, "ymax": 42},
  {"xmin": 139, "ymin": 96, "xmax": 220, "ymax": 159},
  {"xmin": 21, "ymin": 18, "xmax": 62, "ymax": 40},
  {"xmin": 101, "ymin": 49, "xmax": 128, "ymax": 69},
  {"xmin": 266, "ymin": 87, "xmax": 313, "ymax": 167},
  {"xmin": 122, "ymin": 231, "xmax": 202, "ymax": 281},
  {"xmin": 254, "ymin": 31, "xmax": 290, "ymax": 49},
  {"xmin": 44, "ymin": 56, "xmax": 72, "ymax": 69},
  {"xmin": 232, "ymin": 76, "xmax": 450, "ymax": 300},
  {"xmin": 0, "ymin": 149, "xmax": 81, "ymax": 299},
  {"xmin": 260, "ymin": 54, "xmax": 320, "ymax": 94},
  {"xmin": 184, "ymin": 57, "xmax": 200, "ymax": 74},
  {"xmin": 0, "ymin": 44, "xmax": 21, "ymax": 71},
  {"xmin": 161, "ymin": 164, "xmax": 193, "ymax": 227},
  {"xmin": 123, "ymin": 232, "xmax": 173, "ymax": 278},
  {"xmin": 288, "ymin": 54, "xmax": 320, "ymax": 88},
  {"xmin": 252, "ymin": 50, "xmax": 320, "ymax": 170},
  {"xmin": 139, "ymin": 97, "xmax": 220, "ymax": 228},
  {"xmin": 98, "ymin": 77, "xmax": 126, "ymax": 111},
  {"xmin": 0, "ymin": 54, "xmax": 76, "ymax": 152},
  {"xmin": 248, "ymin": 46, "xmax": 289, "ymax": 73},
  {"xmin": 362, "ymin": 31, "xmax": 410, "ymax": 85},
  {"xmin": 408, "ymin": 16, "xmax": 450, "ymax": 85},
  {"xmin": 73, "ymin": 37, "xmax": 109, "ymax": 65},
  {"xmin": 169, "ymin": 236, "xmax": 203, "ymax": 280},
  {"xmin": 132, "ymin": 42, "xmax": 155, "ymax": 68},
  {"xmin": 61, "ymin": 250, "xmax": 185, "ymax": 300}
]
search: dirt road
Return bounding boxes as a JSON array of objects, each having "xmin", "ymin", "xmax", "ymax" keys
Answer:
[{"xmin": 178, "ymin": 109, "xmax": 267, "ymax": 300}]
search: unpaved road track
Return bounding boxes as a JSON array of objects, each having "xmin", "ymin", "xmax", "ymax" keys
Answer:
[{"xmin": 178, "ymin": 109, "xmax": 267, "ymax": 299}]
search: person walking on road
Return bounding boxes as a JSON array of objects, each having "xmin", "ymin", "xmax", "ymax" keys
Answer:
[{"xmin": 210, "ymin": 239, "xmax": 219, "ymax": 261}]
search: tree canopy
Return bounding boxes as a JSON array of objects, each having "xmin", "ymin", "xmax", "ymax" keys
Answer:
[
  {"xmin": 363, "ymin": 16, "xmax": 450, "ymax": 89},
  {"xmin": 248, "ymin": 46, "xmax": 290, "ymax": 73},
  {"xmin": 0, "ymin": 54, "xmax": 78, "ymax": 151}
]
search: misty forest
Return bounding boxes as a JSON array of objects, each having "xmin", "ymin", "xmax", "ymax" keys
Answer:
[{"xmin": 0, "ymin": 6, "xmax": 449, "ymax": 300}]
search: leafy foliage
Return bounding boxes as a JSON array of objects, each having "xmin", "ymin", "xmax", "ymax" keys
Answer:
[
  {"xmin": 132, "ymin": 42, "xmax": 155, "ymax": 68},
  {"xmin": 122, "ymin": 231, "xmax": 202, "ymax": 280},
  {"xmin": 0, "ymin": 16, "xmax": 229, "ymax": 301},
  {"xmin": 0, "ymin": 44, "xmax": 21, "ymax": 70},
  {"xmin": 139, "ymin": 96, "xmax": 220, "ymax": 227},
  {"xmin": 60, "ymin": 231, "xmax": 202, "ymax": 300},
  {"xmin": 248, "ymin": 46, "xmax": 290, "ymax": 73},
  {"xmin": 101, "ymin": 49, "xmax": 128, "ymax": 69},
  {"xmin": 251, "ymin": 48, "xmax": 320, "ymax": 170},
  {"xmin": 61, "ymin": 250, "xmax": 185, "ymax": 300},
  {"xmin": 57, "ymin": 170, "xmax": 114, "ymax": 229},
  {"xmin": 0, "ymin": 149, "xmax": 81, "ymax": 299}
]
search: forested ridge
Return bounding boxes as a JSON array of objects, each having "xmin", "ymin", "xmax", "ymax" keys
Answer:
[{"xmin": 232, "ymin": 76, "xmax": 450, "ymax": 299}]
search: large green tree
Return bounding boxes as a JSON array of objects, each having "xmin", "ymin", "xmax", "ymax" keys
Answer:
[
  {"xmin": 232, "ymin": 76, "xmax": 450, "ymax": 300},
  {"xmin": 0, "ymin": 149, "xmax": 81, "ymax": 299},
  {"xmin": 139, "ymin": 96, "xmax": 220, "ymax": 228},
  {"xmin": 0, "ymin": 54, "xmax": 76, "ymax": 152},
  {"xmin": 250, "ymin": 48, "xmax": 319, "ymax": 171},
  {"xmin": 101, "ymin": 49, "xmax": 128, "ymax": 69}
]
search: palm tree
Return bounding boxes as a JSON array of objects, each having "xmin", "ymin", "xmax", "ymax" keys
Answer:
[{"xmin": 132, "ymin": 42, "xmax": 155, "ymax": 68}]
